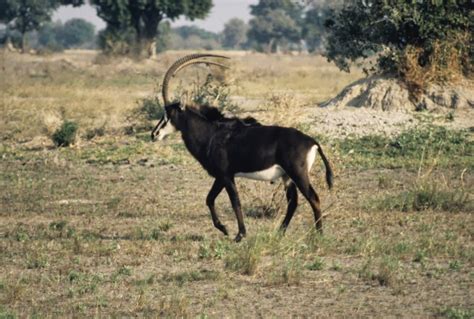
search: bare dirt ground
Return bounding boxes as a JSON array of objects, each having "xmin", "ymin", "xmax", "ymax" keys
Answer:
[{"xmin": 0, "ymin": 50, "xmax": 473, "ymax": 318}]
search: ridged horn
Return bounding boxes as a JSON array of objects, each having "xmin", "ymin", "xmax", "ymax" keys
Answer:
[
  {"xmin": 162, "ymin": 54, "xmax": 230, "ymax": 106},
  {"xmin": 174, "ymin": 60, "xmax": 229, "ymax": 75}
]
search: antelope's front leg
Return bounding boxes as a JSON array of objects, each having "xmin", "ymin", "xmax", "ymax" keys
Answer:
[
  {"xmin": 206, "ymin": 179, "xmax": 228, "ymax": 236},
  {"xmin": 223, "ymin": 177, "xmax": 246, "ymax": 242}
]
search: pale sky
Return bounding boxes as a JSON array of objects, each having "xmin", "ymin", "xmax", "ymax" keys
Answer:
[{"xmin": 53, "ymin": 0, "xmax": 259, "ymax": 33}]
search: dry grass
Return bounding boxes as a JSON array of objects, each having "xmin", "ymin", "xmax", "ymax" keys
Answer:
[
  {"xmin": 399, "ymin": 33, "xmax": 472, "ymax": 100},
  {"xmin": 0, "ymin": 50, "xmax": 362, "ymax": 143},
  {"xmin": 0, "ymin": 50, "xmax": 472, "ymax": 317}
]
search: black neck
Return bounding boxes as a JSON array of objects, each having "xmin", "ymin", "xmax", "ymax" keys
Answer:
[{"xmin": 177, "ymin": 109, "xmax": 216, "ymax": 166}]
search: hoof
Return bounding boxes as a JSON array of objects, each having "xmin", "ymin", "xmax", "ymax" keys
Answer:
[
  {"xmin": 234, "ymin": 233, "xmax": 245, "ymax": 243},
  {"xmin": 217, "ymin": 224, "xmax": 228, "ymax": 236}
]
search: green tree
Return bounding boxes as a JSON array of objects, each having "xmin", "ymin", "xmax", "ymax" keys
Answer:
[
  {"xmin": 174, "ymin": 25, "xmax": 218, "ymax": 41},
  {"xmin": 324, "ymin": 0, "xmax": 473, "ymax": 83},
  {"xmin": 57, "ymin": 18, "xmax": 95, "ymax": 48},
  {"xmin": 247, "ymin": 0, "xmax": 303, "ymax": 53},
  {"xmin": 170, "ymin": 25, "xmax": 220, "ymax": 50},
  {"xmin": 156, "ymin": 20, "xmax": 171, "ymax": 53},
  {"xmin": 302, "ymin": 0, "xmax": 346, "ymax": 53},
  {"xmin": 250, "ymin": 0, "xmax": 303, "ymax": 23},
  {"xmin": 222, "ymin": 18, "xmax": 247, "ymax": 49},
  {"xmin": 0, "ymin": 0, "xmax": 83, "ymax": 52},
  {"xmin": 37, "ymin": 21, "xmax": 64, "ymax": 51},
  {"xmin": 302, "ymin": 7, "xmax": 327, "ymax": 53},
  {"xmin": 91, "ymin": 0, "xmax": 213, "ymax": 58}
]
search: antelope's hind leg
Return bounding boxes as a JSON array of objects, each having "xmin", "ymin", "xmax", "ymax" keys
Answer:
[
  {"xmin": 286, "ymin": 171, "xmax": 323, "ymax": 232},
  {"xmin": 279, "ymin": 177, "xmax": 298, "ymax": 232},
  {"xmin": 206, "ymin": 179, "xmax": 228, "ymax": 236}
]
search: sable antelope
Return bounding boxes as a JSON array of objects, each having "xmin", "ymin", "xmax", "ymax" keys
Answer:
[{"xmin": 152, "ymin": 54, "xmax": 333, "ymax": 242}]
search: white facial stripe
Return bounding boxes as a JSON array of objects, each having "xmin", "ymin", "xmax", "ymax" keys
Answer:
[{"xmin": 156, "ymin": 121, "xmax": 177, "ymax": 140}]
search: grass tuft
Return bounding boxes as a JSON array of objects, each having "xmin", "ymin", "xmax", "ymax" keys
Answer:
[
  {"xmin": 305, "ymin": 257, "xmax": 325, "ymax": 271},
  {"xmin": 267, "ymin": 257, "xmax": 303, "ymax": 286},
  {"xmin": 359, "ymin": 257, "xmax": 401, "ymax": 286},
  {"xmin": 52, "ymin": 120, "xmax": 78, "ymax": 147},
  {"xmin": 224, "ymin": 234, "xmax": 266, "ymax": 275},
  {"xmin": 370, "ymin": 181, "xmax": 472, "ymax": 213},
  {"xmin": 162, "ymin": 269, "xmax": 220, "ymax": 286}
]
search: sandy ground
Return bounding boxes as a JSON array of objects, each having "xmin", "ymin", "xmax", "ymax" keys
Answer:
[{"xmin": 1, "ymin": 50, "xmax": 472, "ymax": 318}]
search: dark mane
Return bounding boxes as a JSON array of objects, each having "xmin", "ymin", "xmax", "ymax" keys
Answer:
[{"xmin": 191, "ymin": 104, "xmax": 261, "ymax": 128}]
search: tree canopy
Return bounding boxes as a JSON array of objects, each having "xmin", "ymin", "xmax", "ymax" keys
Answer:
[
  {"xmin": 222, "ymin": 18, "xmax": 248, "ymax": 49},
  {"xmin": 57, "ymin": 18, "xmax": 95, "ymax": 48},
  {"xmin": 247, "ymin": 0, "xmax": 303, "ymax": 52},
  {"xmin": 0, "ymin": 0, "xmax": 83, "ymax": 51},
  {"xmin": 37, "ymin": 18, "xmax": 95, "ymax": 51},
  {"xmin": 92, "ymin": 0, "xmax": 213, "ymax": 58},
  {"xmin": 324, "ymin": 0, "xmax": 473, "ymax": 84}
]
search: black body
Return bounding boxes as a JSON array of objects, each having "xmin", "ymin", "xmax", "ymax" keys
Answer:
[{"xmin": 162, "ymin": 103, "xmax": 333, "ymax": 242}]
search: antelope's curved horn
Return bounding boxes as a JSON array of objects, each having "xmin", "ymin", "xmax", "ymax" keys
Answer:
[
  {"xmin": 174, "ymin": 60, "xmax": 229, "ymax": 74},
  {"xmin": 162, "ymin": 54, "xmax": 230, "ymax": 106}
]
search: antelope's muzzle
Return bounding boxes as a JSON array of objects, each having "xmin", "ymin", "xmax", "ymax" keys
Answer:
[{"xmin": 151, "ymin": 116, "xmax": 167, "ymax": 141}]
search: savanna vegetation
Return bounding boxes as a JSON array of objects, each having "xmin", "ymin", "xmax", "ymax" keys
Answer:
[
  {"xmin": 0, "ymin": 0, "xmax": 473, "ymax": 317},
  {"xmin": 0, "ymin": 50, "xmax": 472, "ymax": 317}
]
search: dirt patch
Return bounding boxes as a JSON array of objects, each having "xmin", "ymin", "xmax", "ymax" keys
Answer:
[
  {"xmin": 320, "ymin": 75, "xmax": 474, "ymax": 112},
  {"xmin": 1, "ymin": 50, "xmax": 472, "ymax": 318},
  {"xmin": 307, "ymin": 107, "xmax": 416, "ymax": 137}
]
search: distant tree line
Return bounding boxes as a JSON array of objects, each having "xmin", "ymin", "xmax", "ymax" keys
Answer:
[
  {"xmin": 0, "ymin": 18, "xmax": 95, "ymax": 51},
  {"xmin": 1, "ymin": 0, "xmax": 471, "ymax": 87},
  {"xmin": 0, "ymin": 0, "xmax": 338, "ymax": 55}
]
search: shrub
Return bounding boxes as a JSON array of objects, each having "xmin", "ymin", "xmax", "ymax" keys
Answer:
[
  {"xmin": 137, "ymin": 97, "xmax": 164, "ymax": 120},
  {"xmin": 52, "ymin": 121, "xmax": 78, "ymax": 147},
  {"xmin": 325, "ymin": 1, "xmax": 472, "ymax": 90},
  {"xmin": 191, "ymin": 74, "xmax": 238, "ymax": 112}
]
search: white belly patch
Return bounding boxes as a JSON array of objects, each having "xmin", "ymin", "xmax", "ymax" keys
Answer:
[{"xmin": 235, "ymin": 165, "xmax": 285, "ymax": 182}]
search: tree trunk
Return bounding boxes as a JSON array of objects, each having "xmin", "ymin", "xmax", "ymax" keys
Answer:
[
  {"xmin": 146, "ymin": 38, "xmax": 156, "ymax": 59},
  {"xmin": 143, "ymin": 14, "xmax": 160, "ymax": 59},
  {"xmin": 20, "ymin": 32, "xmax": 27, "ymax": 54},
  {"xmin": 131, "ymin": 37, "xmax": 156, "ymax": 59},
  {"xmin": 5, "ymin": 37, "xmax": 16, "ymax": 52},
  {"xmin": 265, "ymin": 38, "xmax": 275, "ymax": 54},
  {"xmin": 129, "ymin": 9, "xmax": 160, "ymax": 59}
]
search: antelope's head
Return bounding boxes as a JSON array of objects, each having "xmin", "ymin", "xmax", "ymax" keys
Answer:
[{"xmin": 151, "ymin": 54, "xmax": 230, "ymax": 141}]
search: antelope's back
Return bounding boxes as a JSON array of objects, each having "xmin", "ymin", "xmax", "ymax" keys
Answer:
[{"xmin": 227, "ymin": 125, "xmax": 315, "ymax": 173}]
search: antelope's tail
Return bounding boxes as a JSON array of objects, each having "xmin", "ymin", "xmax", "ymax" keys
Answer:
[{"xmin": 315, "ymin": 142, "xmax": 334, "ymax": 189}]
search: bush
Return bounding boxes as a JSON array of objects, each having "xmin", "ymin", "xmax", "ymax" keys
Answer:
[
  {"xmin": 52, "ymin": 121, "xmax": 78, "ymax": 147},
  {"xmin": 325, "ymin": 1, "xmax": 472, "ymax": 89},
  {"xmin": 190, "ymin": 74, "xmax": 238, "ymax": 112},
  {"xmin": 138, "ymin": 97, "xmax": 164, "ymax": 120}
]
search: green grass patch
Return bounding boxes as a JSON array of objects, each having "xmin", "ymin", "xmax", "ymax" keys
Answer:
[
  {"xmin": 305, "ymin": 257, "xmax": 325, "ymax": 271},
  {"xmin": 267, "ymin": 257, "xmax": 303, "ymax": 286},
  {"xmin": 367, "ymin": 181, "xmax": 472, "ymax": 213},
  {"xmin": 162, "ymin": 269, "xmax": 220, "ymax": 286},
  {"xmin": 358, "ymin": 256, "xmax": 401, "ymax": 286},
  {"xmin": 0, "ymin": 306, "xmax": 16, "ymax": 319},
  {"xmin": 438, "ymin": 307, "xmax": 474, "ymax": 319},
  {"xmin": 337, "ymin": 126, "xmax": 472, "ymax": 169}
]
